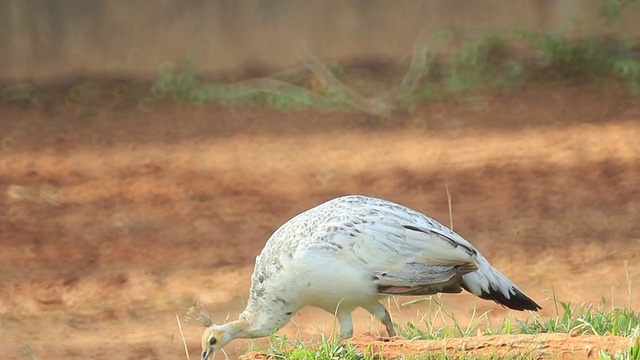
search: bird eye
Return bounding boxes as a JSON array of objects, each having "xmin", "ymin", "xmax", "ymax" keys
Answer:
[{"xmin": 209, "ymin": 337, "xmax": 217, "ymax": 346}]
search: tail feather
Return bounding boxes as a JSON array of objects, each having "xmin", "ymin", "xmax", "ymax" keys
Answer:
[
  {"xmin": 474, "ymin": 283, "xmax": 542, "ymax": 311},
  {"xmin": 462, "ymin": 257, "xmax": 542, "ymax": 311}
]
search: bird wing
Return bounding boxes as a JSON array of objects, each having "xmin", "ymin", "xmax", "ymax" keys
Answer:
[{"xmin": 310, "ymin": 212, "xmax": 479, "ymax": 292}]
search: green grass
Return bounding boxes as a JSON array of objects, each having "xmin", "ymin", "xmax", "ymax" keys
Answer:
[
  {"xmin": 3, "ymin": 29, "xmax": 640, "ymax": 113},
  {"xmin": 1, "ymin": 83, "xmax": 38, "ymax": 106},
  {"xmin": 601, "ymin": 0, "xmax": 640, "ymax": 22},
  {"xmin": 515, "ymin": 291, "xmax": 639, "ymax": 338},
  {"xmin": 418, "ymin": 30, "xmax": 640, "ymax": 103},
  {"xmin": 21, "ymin": 345, "xmax": 39, "ymax": 360},
  {"xmin": 3, "ymin": 0, "xmax": 640, "ymax": 112},
  {"xmin": 145, "ymin": 29, "xmax": 640, "ymax": 112},
  {"xmin": 264, "ymin": 333, "xmax": 364, "ymax": 360},
  {"xmin": 258, "ymin": 292, "xmax": 639, "ymax": 360},
  {"xmin": 148, "ymin": 61, "xmax": 351, "ymax": 111}
]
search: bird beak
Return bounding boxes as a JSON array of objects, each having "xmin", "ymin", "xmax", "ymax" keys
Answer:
[{"xmin": 201, "ymin": 349, "xmax": 211, "ymax": 360}]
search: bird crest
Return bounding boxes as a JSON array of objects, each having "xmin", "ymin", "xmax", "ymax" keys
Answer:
[{"xmin": 186, "ymin": 301, "xmax": 213, "ymax": 327}]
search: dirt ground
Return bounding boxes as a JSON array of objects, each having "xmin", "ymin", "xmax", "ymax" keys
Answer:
[
  {"xmin": 1, "ymin": 83, "xmax": 639, "ymax": 359},
  {"xmin": 241, "ymin": 333, "xmax": 636, "ymax": 360}
]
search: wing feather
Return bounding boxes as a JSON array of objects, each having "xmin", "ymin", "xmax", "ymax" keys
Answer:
[{"xmin": 313, "ymin": 213, "xmax": 479, "ymax": 290}]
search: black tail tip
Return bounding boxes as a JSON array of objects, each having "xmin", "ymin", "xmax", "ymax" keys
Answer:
[{"xmin": 480, "ymin": 286, "xmax": 542, "ymax": 311}]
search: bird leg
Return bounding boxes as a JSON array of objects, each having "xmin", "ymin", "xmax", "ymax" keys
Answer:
[
  {"xmin": 336, "ymin": 310, "xmax": 354, "ymax": 338},
  {"xmin": 364, "ymin": 301, "xmax": 396, "ymax": 337}
]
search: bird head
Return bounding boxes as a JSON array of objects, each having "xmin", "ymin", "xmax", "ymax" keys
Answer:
[
  {"xmin": 186, "ymin": 302, "xmax": 234, "ymax": 360},
  {"xmin": 200, "ymin": 324, "xmax": 233, "ymax": 360}
]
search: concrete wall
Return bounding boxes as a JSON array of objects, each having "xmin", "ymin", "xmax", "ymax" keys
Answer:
[{"xmin": 1, "ymin": 0, "xmax": 638, "ymax": 83}]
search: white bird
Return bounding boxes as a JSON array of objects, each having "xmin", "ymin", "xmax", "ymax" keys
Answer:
[{"xmin": 189, "ymin": 195, "xmax": 541, "ymax": 360}]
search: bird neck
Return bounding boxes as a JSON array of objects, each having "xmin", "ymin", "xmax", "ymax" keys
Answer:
[
  {"xmin": 225, "ymin": 316, "xmax": 279, "ymax": 339},
  {"xmin": 221, "ymin": 318, "xmax": 254, "ymax": 340},
  {"xmin": 235, "ymin": 305, "xmax": 290, "ymax": 338}
]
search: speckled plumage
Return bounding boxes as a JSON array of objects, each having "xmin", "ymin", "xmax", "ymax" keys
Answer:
[{"xmin": 194, "ymin": 195, "xmax": 541, "ymax": 360}]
